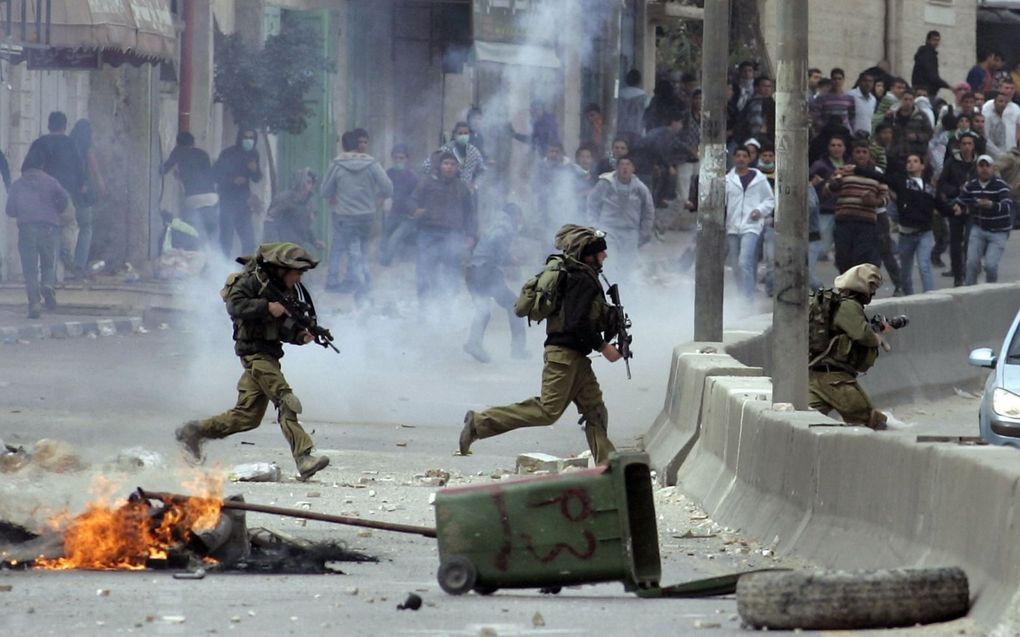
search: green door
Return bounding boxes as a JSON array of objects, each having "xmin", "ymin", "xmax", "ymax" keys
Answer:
[{"xmin": 276, "ymin": 8, "xmax": 336, "ymax": 252}]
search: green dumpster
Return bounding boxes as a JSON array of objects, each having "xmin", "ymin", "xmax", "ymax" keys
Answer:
[{"xmin": 434, "ymin": 451, "xmax": 660, "ymax": 595}]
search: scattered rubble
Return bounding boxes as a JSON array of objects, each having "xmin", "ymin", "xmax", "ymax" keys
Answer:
[
  {"xmin": 396, "ymin": 593, "xmax": 422, "ymax": 610},
  {"xmin": 515, "ymin": 452, "xmax": 588, "ymax": 474},
  {"xmin": 229, "ymin": 462, "xmax": 282, "ymax": 482},
  {"xmin": 112, "ymin": 447, "xmax": 164, "ymax": 471},
  {"xmin": 532, "ymin": 611, "xmax": 545, "ymax": 627},
  {"xmin": 31, "ymin": 439, "xmax": 86, "ymax": 473}
]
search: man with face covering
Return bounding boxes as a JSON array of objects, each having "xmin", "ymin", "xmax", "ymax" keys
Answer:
[
  {"xmin": 214, "ymin": 127, "xmax": 262, "ymax": 256},
  {"xmin": 422, "ymin": 122, "xmax": 485, "ymax": 188},
  {"xmin": 808, "ymin": 263, "xmax": 892, "ymax": 430},
  {"xmin": 263, "ymin": 168, "xmax": 322, "ymax": 251},
  {"xmin": 458, "ymin": 224, "xmax": 624, "ymax": 465},
  {"xmin": 175, "ymin": 242, "xmax": 330, "ymax": 481}
]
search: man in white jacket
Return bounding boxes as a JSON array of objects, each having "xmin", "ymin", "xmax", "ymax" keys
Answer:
[{"xmin": 725, "ymin": 146, "xmax": 776, "ymax": 300}]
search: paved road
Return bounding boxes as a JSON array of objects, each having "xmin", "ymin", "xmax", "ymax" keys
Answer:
[
  {"xmin": 1, "ymin": 218, "xmax": 1011, "ymax": 635},
  {"xmin": 0, "ymin": 324, "xmax": 984, "ymax": 636}
]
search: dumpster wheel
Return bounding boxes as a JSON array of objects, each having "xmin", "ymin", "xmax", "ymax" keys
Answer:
[{"xmin": 437, "ymin": 556, "xmax": 477, "ymax": 595}]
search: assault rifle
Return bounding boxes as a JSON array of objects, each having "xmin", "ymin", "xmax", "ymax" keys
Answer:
[
  {"xmin": 255, "ymin": 257, "xmax": 340, "ymax": 354},
  {"xmin": 869, "ymin": 314, "xmax": 909, "ymax": 352},
  {"xmin": 602, "ymin": 275, "xmax": 633, "ymax": 379}
]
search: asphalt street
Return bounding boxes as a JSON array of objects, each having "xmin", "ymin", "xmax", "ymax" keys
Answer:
[{"xmin": 0, "ymin": 316, "xmax": 985, "ymax": 636}]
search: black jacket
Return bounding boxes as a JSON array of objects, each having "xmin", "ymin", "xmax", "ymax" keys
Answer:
[
  {"xmin": 894, "ymin": 177, "xmax": 936, "ymax": 232},
  {"xmin": 911, "ymin": 44, "xmax": 949, "ymax": 95},
  {"xmin": 215, "ymin": 130, "xmax": 262, "ymax": 201},
  {"xmin": 21, "ymin": 133, "xmax": 83, "ymax": 200},
  {"xmin": 162, "ymin": 145, "xmax": 216, "ymax": 196},
  {"xmin": 545, "ymin": 264, "xmax": 613, "ymax": 355},
  {"xmin": 225, "ymin": 270, "xmax": 308, "ymax": 358}
]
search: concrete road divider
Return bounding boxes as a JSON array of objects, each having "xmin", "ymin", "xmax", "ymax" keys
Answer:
[{"xmin": 646, "ymin": 282, "xmax": 1020, "ymax": 632}]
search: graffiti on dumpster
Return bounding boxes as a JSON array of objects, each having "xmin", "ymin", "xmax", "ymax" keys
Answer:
[{"xmin": 491, "ymin": 488, "xmax": 598, "ymax": 571}]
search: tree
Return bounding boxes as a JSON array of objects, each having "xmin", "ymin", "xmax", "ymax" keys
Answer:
[{"xmin": 214, "ymin": 18, "xmax": 333, "ymax": 194}]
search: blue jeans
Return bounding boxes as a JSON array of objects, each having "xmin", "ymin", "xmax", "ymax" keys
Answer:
[
  {"xmin": 965, "ymin": 226, "xmax": 1009, "ymax": 285},
  {"xmin": 762, "ymin": 225, "xmax": 775, "ymax": 294},
  {"xmin": 72, "ymin": 206, "xmax": 93, "ymax": 272},
  {"xmin": 327, "ymin": 215, "xmax": 374, "ymax": 296},
  {"xmin": 818, "ymin": 212, "xmax": 835, "ymax": 256},
  {"xmin": 379, "ymin": 216, "xmax": 418, "ymax": 266},
  {"xmin": 897, "ymin": 230, "xmax": 935, "ymax": 295},
  {"xmin": 416, "ymin": 226, "xmax": 465, "ymax": 305},
  {"xmin": 808, "ymin": 239, "xmax": 824, "ymax": 290},
  {"xmin": 18, "ymin": 222, "xmax": 58, "ymax": 307},
  {"xmin": 727, "ymin": 232, "xmax": 761, "ymax": 299}
]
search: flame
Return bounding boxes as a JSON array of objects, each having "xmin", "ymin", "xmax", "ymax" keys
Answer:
[{"xmin": 35, "ymin": 473, "xmax": 224, "ymax": 571}]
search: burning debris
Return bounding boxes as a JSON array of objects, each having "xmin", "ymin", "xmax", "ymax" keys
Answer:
[{"xmin": 1, "ymin": 487, "xmax": 375, "ymax": 574}]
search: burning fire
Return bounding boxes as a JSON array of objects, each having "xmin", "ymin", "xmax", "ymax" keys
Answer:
[{"xmin": 35, "ymin": 474, "xmax": 224, "ymax": 570}]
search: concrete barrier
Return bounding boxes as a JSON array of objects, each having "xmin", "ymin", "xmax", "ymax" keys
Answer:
[
  {"xmin": 643, "ymin": 342, "xmax": 764, "ymax": 486},
  {"xmin": 647, "ymin": 283, "xmax": 1020, "ymax": 632}
]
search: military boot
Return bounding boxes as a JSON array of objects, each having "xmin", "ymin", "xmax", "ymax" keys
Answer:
[
  {"xmin": 174, "ymin": 420, "xmax": 205, "ymax": 463},
  {"xmin": 296, "ymin": 453, "xmax": 330, "ymax": 481},
  {"xmin": 458, "ymin": 410, "xmax": 477, "ymax": 455}
]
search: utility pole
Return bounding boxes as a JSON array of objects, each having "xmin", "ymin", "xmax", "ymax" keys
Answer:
[
  {"xmin": 771, "ymin": 0, "xmax": 810, "ymax": 408},
  {"xmin": 694, "ymin": 0, "xmax": 729, "ymax": 342}
]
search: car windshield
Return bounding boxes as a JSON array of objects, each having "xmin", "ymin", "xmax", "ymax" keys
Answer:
[{"xmin": 1008, "ymin": 327, "xmax": 1020, "ymax": 361}]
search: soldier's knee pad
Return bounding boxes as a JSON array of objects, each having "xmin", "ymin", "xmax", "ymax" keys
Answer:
[
  {"xmin": 277, "ymin": 392, "xmax": 303, "ymax": 418},
  {"xmin": 582, "ymin": 404, "xmax": 609, "ymax": 431}
]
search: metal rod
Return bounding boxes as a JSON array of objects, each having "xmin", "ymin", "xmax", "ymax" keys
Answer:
[
  {"xmin": 138, "ymin": 489, "xmax": 438, "ymax": 539},
  {"xmin": 5, "ymin": 0, "xmax": 11, "ymax": 38},
  {"xmin": 693, "ymin": 0, "xmax": 729, "ymax": 342},
  {"xmin": 770, "ymin": 0, "xmax": 810, "ymax": 408},
  {"xmin": 20, "ymin": 0, "xmax": 26, "ymax": 42},
  {"xmin": 44, "ymin": 0, "xmax": 49, "ymax": 45},
  {"xmin": 34, "ymin": 0, "xmax": 39, "ymax": 44}
]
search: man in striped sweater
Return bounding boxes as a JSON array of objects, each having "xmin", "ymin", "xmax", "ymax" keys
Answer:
[
  {"xmin": 954, "ymin": 154, "xmax": 1015, "ymax": 284},
  {"xmin": 826, "ymin": 142, "xmax": 889, "ymax": 274}
]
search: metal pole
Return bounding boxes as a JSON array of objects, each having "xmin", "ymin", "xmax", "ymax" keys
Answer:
[
  {"xmin": 771, "ymin": 0, "xmax": 810, "ymax": 408},
  {"xmin": 694, "ymin": 0, "xmax": 729, "ymax": 342},
  {"xmin": 178, "ymin": 0, "xmax": 194, "ymax": 132},
  {"xmin": 602, "ymin": 0, "xmax": 622, "ymax": 144},
  {"xmin": 139, "ymin": 490, "xmax": 438, "ymax": 538}
]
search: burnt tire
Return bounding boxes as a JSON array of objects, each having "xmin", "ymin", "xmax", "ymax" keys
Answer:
[
  {"xmin": 437, "ymin": 556, "xmax": 477, "ymax": 595},
  {"xmin": 736, "ymin": 567, "xmax": 969, "ymax": 630}
]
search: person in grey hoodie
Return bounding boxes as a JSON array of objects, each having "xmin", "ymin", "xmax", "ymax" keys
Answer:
[
  {"xmin": 617, "ymin": 69, "xmax": 649, "ymax": 139},
  {"xmin": 586, "ymin": 156, "xmax": 654, "ymax": 280},
  {"xmin": 321, "ymin": 130, "xmax": 393, "ymax": 298},
  {"xmin": 5, "ymin": 168, "xmax": 70, "ymax": 318}
]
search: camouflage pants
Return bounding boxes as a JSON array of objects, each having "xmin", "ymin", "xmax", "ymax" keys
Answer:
[
  {"xmin": 472, "ymin": 345, "xmax": 616, "ymax": 465},
  {"xmin": 809, "ymin": 370, "xmax": 886, "ymax": 428},
  {"xmin": 197, "ymin": 353, "xmax": 314, "ymax": 458}
]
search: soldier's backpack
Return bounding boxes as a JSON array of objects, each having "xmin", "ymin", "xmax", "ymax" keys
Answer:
[
  {"xmin": 514, "ymin": 255, "xmax": 570, "ymax": 323},
  {"xmin": 808, "ymin": 288, "xmax": 842, "ymax": 362}
]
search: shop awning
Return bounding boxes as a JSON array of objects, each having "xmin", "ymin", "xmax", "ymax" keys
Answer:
[
  {"xmin": 474, "ymin": 40, "xmax": 560, "ymax": 69},
  {"xmin": 2, "ymin": 0, "xmax": 177, "ymax": 65}
]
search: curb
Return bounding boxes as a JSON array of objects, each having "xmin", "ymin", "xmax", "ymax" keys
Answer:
[{"xmin": 0, "ymin": 317, "xmax": 143, "ymax": 344}]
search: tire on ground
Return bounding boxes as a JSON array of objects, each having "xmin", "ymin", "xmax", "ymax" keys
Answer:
[{"xmin": 736, "ymin": 567, "xmax": 969, "ymax": 630}]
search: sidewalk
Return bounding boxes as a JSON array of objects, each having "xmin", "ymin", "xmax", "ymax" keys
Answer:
[{"xmin": 0, "ymin": 306, "xmax": 143, "ymax": 344}]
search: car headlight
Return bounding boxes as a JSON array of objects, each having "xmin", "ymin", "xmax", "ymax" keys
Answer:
[{"xmin": 992, "ymin": 387, "xmax": 1020, "ymax": 417}]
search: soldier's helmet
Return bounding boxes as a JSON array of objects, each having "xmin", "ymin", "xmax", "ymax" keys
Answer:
[
  {"xmin": 834, "ymin": 263, "xmax": 882, "ymax": 296},
  {"xmin": 554, "ymin": 224, "xmax": 608, "ymax": 260},
  {"xmin": 256, "ymin": 242, "xmax": 319, "ymax": 271}
]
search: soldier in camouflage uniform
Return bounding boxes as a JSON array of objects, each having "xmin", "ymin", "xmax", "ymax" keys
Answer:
[
  {"xmin": 808, "ymin": 263, "xmax": 892, "ymax": 430},
  {"xmin": 175, "ymin": 242, "xmax": 330, "ymax": 481},
  {"xmin": 458, "ymin": 225, "xmax": 622, "ymax": 465}
]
